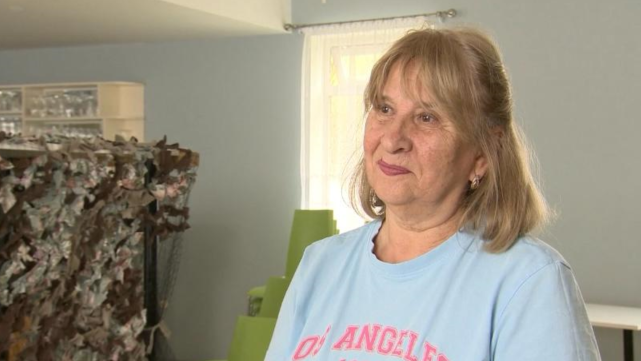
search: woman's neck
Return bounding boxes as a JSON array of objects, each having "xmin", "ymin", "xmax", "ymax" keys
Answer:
[{"xmin": 373, "ymin": 208, "xmax": 462, "ymax": 264}]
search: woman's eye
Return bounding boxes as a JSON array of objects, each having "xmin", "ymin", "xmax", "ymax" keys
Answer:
[
  {"xmin": 419, "ymin": 114, "xmax": 436, "ymax": 123},
  {"xmin": 379, "ymin": 105, "xmax": 391, "ymax": 114}
]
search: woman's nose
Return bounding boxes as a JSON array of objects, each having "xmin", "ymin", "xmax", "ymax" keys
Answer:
[{"xmin": 381, "ymin": 117, "xmax": 412, "ymax": 153}]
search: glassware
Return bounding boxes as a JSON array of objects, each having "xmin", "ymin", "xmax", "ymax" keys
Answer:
[
  {"xmin": 69, "ymin": 94, "xmax": 82, "ymax": 117},
  {"xmin": 0, "ymin": 92, "xmax": 8, "ymax": 111},
  {"xmin": 0, "ymin": 90, "xmax": 21, "ymax": 112},
  {"xmin": 24, "ymin": 87, "xmax": 99, "ymax": 119},
  {"xmin": 0, "ymin": 115, "xmax": 22, "ymax": 135},
  {"xmin": 45, "ymin": 94, "xmax": 57, "ymax": 117},
  {"xmin": 83, "ymin": 93, "xmax": 97, "ymax": 117},
  {"xmin": 29, "ymin": 95, "xmax": 43, "ymax": 117}
]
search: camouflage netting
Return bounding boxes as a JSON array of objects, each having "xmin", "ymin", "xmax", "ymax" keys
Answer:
[{"xmin": 0, "ymin": 133, "xmax": 198, "ymax": 361}]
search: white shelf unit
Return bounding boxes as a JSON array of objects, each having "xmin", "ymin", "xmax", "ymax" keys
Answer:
[{"xmin": 0, "ymin": 82, "xmax": 144, "ymax": 141}]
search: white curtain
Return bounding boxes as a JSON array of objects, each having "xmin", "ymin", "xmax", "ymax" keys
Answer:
[{"xmin": 300, "ymin": 17, "xmax": 435, "ymax": 233}]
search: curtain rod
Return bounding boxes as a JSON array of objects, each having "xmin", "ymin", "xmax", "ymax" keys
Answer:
[{"xmin": 283, "ymin": 8, "xmax": 457, "ymax": 31}]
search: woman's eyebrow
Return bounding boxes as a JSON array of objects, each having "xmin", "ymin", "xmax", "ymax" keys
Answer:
[
  {"xmin": 420, "ymin": 102, "xmax": 437, "ymax": 110},
  {"xmin": 379, "ymin": 95, "xmax": 393, "ymax": 103},
  {"xmin": 379, "ymin": 94, "xmax": 437, "ymax": 110}
]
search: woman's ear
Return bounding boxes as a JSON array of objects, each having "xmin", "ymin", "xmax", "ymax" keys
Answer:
[
  {"xmin": 471, "ymin": 151, "xmax": 489, "ymax": 181},
  {"xmin": 470, "ymin": 126, "xmax": 504, "ymax": 181}
]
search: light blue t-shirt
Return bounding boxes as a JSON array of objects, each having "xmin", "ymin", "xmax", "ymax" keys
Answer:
[{"xmin": 266, "ymin": 219, "xmax": 601, "ymax": 361}]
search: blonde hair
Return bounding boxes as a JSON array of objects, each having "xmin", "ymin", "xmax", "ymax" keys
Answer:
[{"xmin": 350, "ymin": 27, "xmax": 549, "ymax": 252}]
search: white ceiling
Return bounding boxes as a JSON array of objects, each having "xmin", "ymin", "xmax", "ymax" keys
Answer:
[{"xmin": 0, "ymin": 0, "xmax": 291, "ymax": 50}]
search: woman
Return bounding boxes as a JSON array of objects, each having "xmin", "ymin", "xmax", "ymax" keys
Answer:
[{"xmin": 266, "ymin": 27, "xmax": 600, "ymax": 360}]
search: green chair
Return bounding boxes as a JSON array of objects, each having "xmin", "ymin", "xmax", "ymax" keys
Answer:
[
  {"xmin": 258, "ymin": 276, "xmax": 292, "ymax": 318},
  {"xmin": 216, "ymin": 316, "xmax": 277, "ymax": 361},
  {"xmin": 285, "ymin": 209, "xmax": 337, "ymax": 278},
  {"xmin": 215, "ymin": 210, "xmax": 338, "ymax": 361},
  {"xmin": 247, "ymin": 209, "xmax": 337, "ymax": 316},
  {"xmin": 247, "ymin": 285, "xmax": 266, "ymax": 316}
]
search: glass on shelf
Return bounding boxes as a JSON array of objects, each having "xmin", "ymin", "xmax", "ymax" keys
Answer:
[
  {"xmin": 0, "ymin": 115, "xmax": 22, "ymax": 135},
  {"xmin": 0, "ymin": 89, "xmax": 22, "ymax": 112},
  {"xmin": 27, "ymin": 121, "xmax": 102, "ymax": 139},
  {"xmin": 27, "ymin": 87, "xmax": 98, "ymax": 118}
]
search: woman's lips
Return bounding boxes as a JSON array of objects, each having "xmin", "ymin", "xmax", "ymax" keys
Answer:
[{"xmin": 377, "ymin": 160, "xmax": 410, "ymax": 176}]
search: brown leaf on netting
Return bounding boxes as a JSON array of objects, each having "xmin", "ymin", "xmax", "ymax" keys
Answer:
[
  {"xmin": 0, "ymin": 135, "xmax": 198, "ymax": 360},
  {"xmin": 8, "ymin": 316, "xmax": 31, "ymax": 361},
  {"xmin": 0, "ymin": 300, "xmax": 20, "ymax": 346}
]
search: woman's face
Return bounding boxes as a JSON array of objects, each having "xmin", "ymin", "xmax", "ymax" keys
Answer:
[{"xmin": 364, "ymin": 64, "xmax": 484, "ymax": 220}]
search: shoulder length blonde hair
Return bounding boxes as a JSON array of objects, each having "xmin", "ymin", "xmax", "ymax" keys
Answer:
[{"xmin": 350, "ymin": 27, "xmax": 549, "ymax": 253}]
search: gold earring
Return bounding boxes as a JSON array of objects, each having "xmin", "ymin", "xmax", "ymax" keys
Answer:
[
  {"xmin": 370, "ymin": 190, "xmax": 384, "ymax": 207},
  {"xmin": 470, "ymin": 175, "xmax": 481, "ymax": 190}
]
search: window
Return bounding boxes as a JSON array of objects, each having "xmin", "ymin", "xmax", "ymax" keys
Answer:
[{"xmin": 300, "ymin": 20, "xmax": 431, "ymax": 232}]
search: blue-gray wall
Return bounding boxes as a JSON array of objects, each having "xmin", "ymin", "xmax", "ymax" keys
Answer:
[{"xmin": 0, "ymin": 0, "xmax": 639, "ymax": 359}]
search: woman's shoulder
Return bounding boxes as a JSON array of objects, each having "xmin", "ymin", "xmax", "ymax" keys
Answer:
[
  {"xmin": 462, "ymin": 230, "xmax": 567, "ymax": 262},
  {"xmin": 458, "ymin": 231, "xmax": 572, "ymax": 282},
  {"xmin": 462, "ymin": 233, "xmax": 573, "ymax": 291},
  {"xmin": 506, "ymin": 235, "xmax": 570, "ymax": 269}
]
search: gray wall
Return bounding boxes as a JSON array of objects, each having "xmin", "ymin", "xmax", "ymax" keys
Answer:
[
  {"xmin": 0, "ymin": 0, "xmax": 639, "ymax": 359},
  {"xmin": 0, "ymin": 35, "xmax": 304, "ymax": 360},
  {"xmin": 295, "ymin": 0, "xmax": 641, "ymax": 360}
]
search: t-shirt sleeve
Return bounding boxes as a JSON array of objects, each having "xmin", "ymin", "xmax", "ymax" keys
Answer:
[
  {"xmin": 264, "ymin": 249, "xmax": 311, "ymax": 361},
  {"xmin": 491, "ymin": 261, "xmax": 601, "ymax": 361}
]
